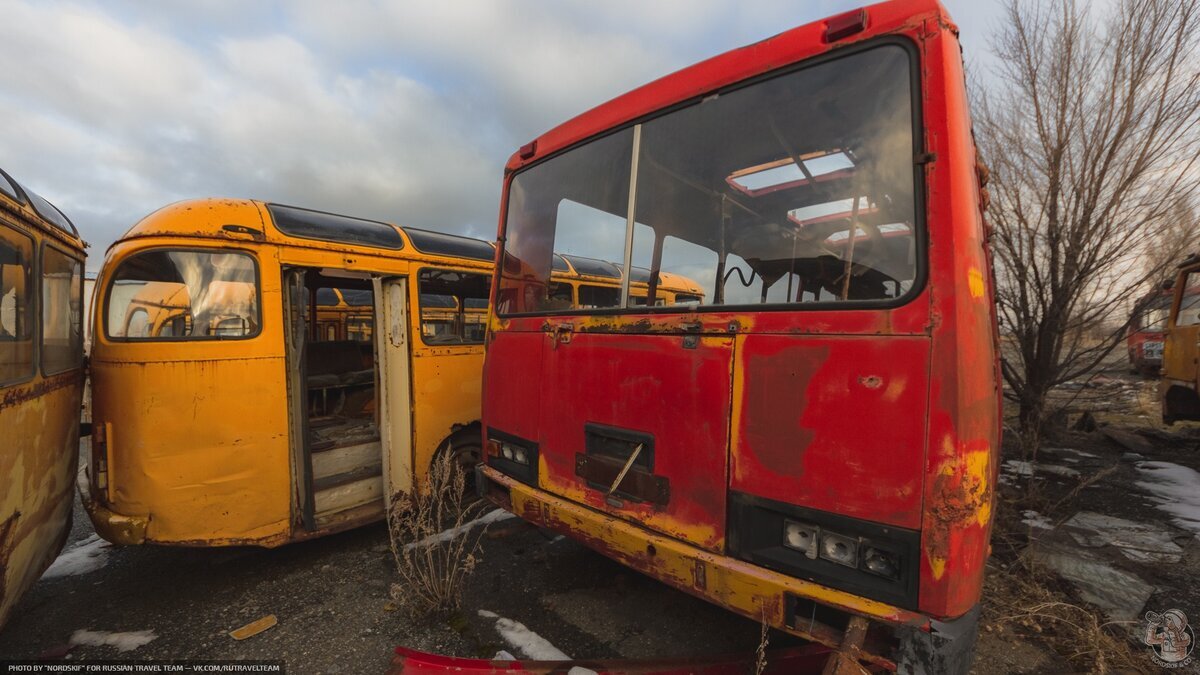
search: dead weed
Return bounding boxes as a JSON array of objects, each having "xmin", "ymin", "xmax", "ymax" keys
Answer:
[{"xmin": 387, "ymin": 451, "xmax": 488, "ymax": 616}]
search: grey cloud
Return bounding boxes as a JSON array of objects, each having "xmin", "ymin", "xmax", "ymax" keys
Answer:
[{"xmin": 0, "ymin": 0, "xmax": 997, "ymax": 272}]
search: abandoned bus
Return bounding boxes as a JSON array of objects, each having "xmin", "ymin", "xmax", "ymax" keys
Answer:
[
  {"xmin": 82, "ymin": 199, "xmax": 502, "ymax": 546},
  {"xmin": 479, "ymin": 1, "xmax": 998, "ymax": 672},
  {"xmin": 1162, "ymin": 254, "xmax": 1200, "ymax": 423},
  {"xmin": 1126, "ymin": 288, "xmax": 1173, "ymax": 376},
  {"xmin": 81, "ymin": 198, "xmax": 700, "ymax": 547},
  {"xmin": 0, "ymin": 168, "xmax": 85, "ymax": 628}
]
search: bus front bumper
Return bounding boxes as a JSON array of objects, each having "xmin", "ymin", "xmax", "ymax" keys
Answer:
[
  {"xmin": 76, "ymin": 466, "xmax": 148, "ymax": 545},
  {"xmin": 477, "ymin": 466, "xmax": 932, "ymax": 662}
]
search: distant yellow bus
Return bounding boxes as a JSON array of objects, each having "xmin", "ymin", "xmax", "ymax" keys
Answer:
[
  {"xmin": 0, "ymin": 167, "xmax": 85, "ymax": 628},
  {"xmin": 83, "ymin": 198, "xmax": 703, "ymax": 547}
]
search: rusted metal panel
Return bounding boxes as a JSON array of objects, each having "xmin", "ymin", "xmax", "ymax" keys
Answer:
[
  {"xmin": 481, "ymin": 330, "xmax": 545, "ymax": 443},
  {"xmin": 731, "ymin": 336, "xmax": 930, "ymax": 530},
  {"xmin": 0, "ymin": 373, "xmax": 83, "ymax": 628},
  {"xmin": 538, "ymin": 333, "xmax": 733, "ymax": 553}
]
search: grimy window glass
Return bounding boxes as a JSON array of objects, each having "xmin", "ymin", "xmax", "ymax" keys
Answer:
[
  {"xmin": 418, "ymin": 269, "xmax": 491, "ymax": 345},
  {"xmin": 499, "ymin": 45, "xmax": 918, "ymax": 314},
  {"xmin": 106, "ymin": 250, "xmax": 259, "ymax": 340},
  {"xmin": 1179, "ymin": 272, "xmax": 1200, "ymax": 327},
  {"xmin": 41, "ymin": 247, "xmax": 83, "ymax": 374},
  {"xmin": 0, "ymin": 222, "xmax": 34, "ymax": 383},
  {"xmin": 498, "ymin": 128, "xmax": 633, "ymax": 314}
]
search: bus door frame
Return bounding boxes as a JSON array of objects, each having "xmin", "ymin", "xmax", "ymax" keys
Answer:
[
  {"xmin": 282, "ymin": 267, "xmax": 316, "ymax": 530},
  {"xmin": 374, "ymin": 276, "xmax": 415, "ymax": 500}
]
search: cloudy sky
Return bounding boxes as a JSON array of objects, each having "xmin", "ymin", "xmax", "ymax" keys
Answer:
[{"xmin": 0, "ymin": 0, "xmax": 1002, "ymax": 273}]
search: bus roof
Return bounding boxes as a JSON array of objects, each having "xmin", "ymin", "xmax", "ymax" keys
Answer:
[
  {"xmin": 503, "ymin": 0, "xmax": 946, "ymax": 174},
  {"xmin": 0, "ymin": 165, "xmax": 84, "ymax": 247},
  {"xmin": 113, "ymin": 198, "xmax": 498, "ymax": 265}
]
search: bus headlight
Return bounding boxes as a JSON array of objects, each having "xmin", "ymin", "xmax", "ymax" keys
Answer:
[
  {"xmin": 485, "ymin": 429, "xmax": 538, "ymax": 485},
  {"xmin": 782, "ymin": 520, "xmax": 819, "ymax": 559},
  {"xmin": 861, "ymin": 545, "xmax": 900, "ymax": 580},
  {"xmin": 819, "ymin": 531, "xmax": 858, "ymax": 568}
]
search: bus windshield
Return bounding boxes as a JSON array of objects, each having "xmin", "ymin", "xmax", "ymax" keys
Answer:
[{"xmin": 499, "ymin": 44, "xmax": 917, "ymax": 314}]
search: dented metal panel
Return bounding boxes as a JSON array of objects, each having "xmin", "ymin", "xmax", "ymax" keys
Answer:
[
  {"xmin": 731, "ymin": 335, "xmax": 930, "ymax": 530},
  {"xmin": 537, "ymin": 332, "xmax": 733, "ymax": 553}
]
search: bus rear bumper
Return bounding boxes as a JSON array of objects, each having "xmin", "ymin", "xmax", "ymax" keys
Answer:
[
  {"xmin": 77, "ymin": 466, "xmax": 148, "ymax": 545},
  {"xmin": 478, "ymin": 466, "xmax": 935, "ymax": 668}
]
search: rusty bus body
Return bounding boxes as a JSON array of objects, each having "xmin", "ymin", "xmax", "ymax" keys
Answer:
[
  {"xmin": 478, "ymin": 1, "xmax": 998, "ymax": 672},
  {"xmin": 1162, "ymin": 255, "xmax": 1200, "ymax": 423},
  {"xmin": 0, "ymin": 167, "xmax": 85, "ymax": 629},
  {"xmin": 82, "ymin": 199, "xmax": 701, "ymax": 547}
]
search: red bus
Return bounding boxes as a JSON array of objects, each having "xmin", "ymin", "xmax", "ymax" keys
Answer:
[
  {"xmin": 1126, "ymin": 288, "xmax": 1172, "ymax": 376},
  {"xmin": 479, "ymin": 1, "xmax": 998, "ymax": 672}
]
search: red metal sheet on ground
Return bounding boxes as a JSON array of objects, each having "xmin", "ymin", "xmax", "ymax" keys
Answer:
[{"xmin": 390, "ymin": 644, "xmax": 835, "ymax": 674}]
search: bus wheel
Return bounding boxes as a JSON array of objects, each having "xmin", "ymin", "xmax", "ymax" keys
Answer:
[{"xmin": 441, "ymin": 435, "xmax": 481, "ymax": 494}]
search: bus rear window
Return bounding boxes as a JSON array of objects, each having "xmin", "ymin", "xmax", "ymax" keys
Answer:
[
  {"xmin": 499, "ymin": 44, "xmax": 918, "ymax": 313},
  {"xmin": 106, "ymin": 250, "xmax": 260, "ymax": 340}
]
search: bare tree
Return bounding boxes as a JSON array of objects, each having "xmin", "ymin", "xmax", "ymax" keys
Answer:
[
  {"xmin": 976, "ymin": 0, "xmax": 1200, "ymax": 452},
  {"xmin": 1139, "ymin": 198, "xmax": 1197, "ymax": 286}
]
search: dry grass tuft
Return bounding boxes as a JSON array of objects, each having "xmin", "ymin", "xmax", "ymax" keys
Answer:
[
  {"xmin": 387, "ymin": 451, "xmax": 487, "ymax": 616},
  {"xmin": 983, "ymin": 560, "xmax": 1153, "ymax": 674},
  {"xmin": 754, "ymin": 608, "xmax": 770, "ymax": 675}
]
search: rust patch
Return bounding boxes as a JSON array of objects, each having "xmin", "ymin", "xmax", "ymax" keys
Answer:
[
  {"xmin": 741, "ymin": 344, "xmax": 831, "ymax": 475},
  {"xmin": 924, "ymin": 448, "xmax": 991, "ymax": 579},
  {"xmin": 0, "ymin": 511, "xmax": 20, "ymax": 607},
  {"xmin": 858, "ymin": 375, "xmax": 883, "ymax": 389},
  {"xmin": 0, "ymin": 371, "xmax": 79, "ymax": 413}
]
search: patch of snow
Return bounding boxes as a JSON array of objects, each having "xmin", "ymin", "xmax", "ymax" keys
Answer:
[
  {"xmin": 1021, "ymin": 511, "xmax": 1054, "ymax": 530},
  {"xmin": 1043, "ymin": 447, "xmax": 1100, "ymax": 459},
  {"xmin": 568, "ymin": 668, "xmax": 599, "ymax": 675},
  {"xmin": 43, "ymin": 535, "xmax": 111, "ymax": 579},
  {"xmin": 1136, "ymin": 461, "xmax": 1200, "ymax": 535},
  {"xmin": 70, "ymin": 629, "xmax": 157, "ymax": 653},
  {"xmin": 404, "ymin": 509, "xmax": 516, "ymax": 551},
  {"xmin": 1062, "ymin": 511, "xmax": 1182, "ymax": 563},
  {"xmin": 1032, "ymin": 542, "xmax": 1154, "ymax": 622},
  {"xmin": 478, "ymin": 609, "xmax": 570, "ymax": 661},
  {"xmin": 493, "ymin": 650, "xmax": 516, "ymax": 661},
  {"xmin": 1002, "ymin": 460, "xmax": 1080, "ymax": 478}
]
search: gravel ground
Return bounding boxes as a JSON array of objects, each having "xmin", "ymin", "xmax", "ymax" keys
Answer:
[{"xmin": 0, "ymin": 445, "xmax": 778, "ymax": 673}]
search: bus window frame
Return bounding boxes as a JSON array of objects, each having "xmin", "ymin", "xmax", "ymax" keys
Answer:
[
  {"xmin": 0, "ymin": 218, "xmax": 36, "ymax": 387},
  {"xmin": 496, "ymin": 36, "xmax": 927, "ymax": 319},
  {"xmin": 102, "ymin": 246, "xmax": 265, "ymax": 343},
  {"xmin": 416, "ymin": 265, "xmax": 491, "ymax": 348},
  {"xmin": 0, "ymin": 168, "xmax": 26, "ymax": 204},
  {"xmin": 39, "ymin": 240, "xmax": 85, "ymax": 377}
]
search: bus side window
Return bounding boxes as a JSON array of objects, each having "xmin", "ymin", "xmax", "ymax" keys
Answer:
[
  {"xmin": 418, "ymin": 269, "xmax": 491, "ymax": 345},
  {"xmin": 42, "ymin": 246, "xmax": 84, "ymax": 375},
  {"xmin": 0, "ymin": 222, "xmax": 34, "ymax": 383},
  {"xmin": 1180, "ymin": 272, "xmax": 1200, "ymax": 326}
]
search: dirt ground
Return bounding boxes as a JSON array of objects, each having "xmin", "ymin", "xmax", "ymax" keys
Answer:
[
  {"xmin": 0, "ymin": 446, "xmax": 783, "ymax": 673},
  {"xmin": 2, "ymin": 367, "xmax": 1198, "ymax": 674}
]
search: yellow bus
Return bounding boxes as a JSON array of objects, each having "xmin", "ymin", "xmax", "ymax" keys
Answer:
[
  {"xmin": 0, "ymin": 167, "xmax": 85, "ymax": 628},
  {"xmin": 82, "ymin": 199, "xmax": 501, "ymax": 546},
  {"xmin": 81, "ymin": 198, "xmax": 703, "ymax": 547}
]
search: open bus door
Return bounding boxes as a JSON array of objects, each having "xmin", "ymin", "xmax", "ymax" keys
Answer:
[{"xmin": 375, "ymin": 276, "xmax": 415, "ymax": 499}]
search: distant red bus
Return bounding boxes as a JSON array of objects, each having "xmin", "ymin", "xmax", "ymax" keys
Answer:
[
  {"xmin": 1126, "ymin": 289, "xmax": 1172, "ymax": 376},
  {"xmin": 480, "ymin": 1, "xmax": 998, "ymax": 672}
]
